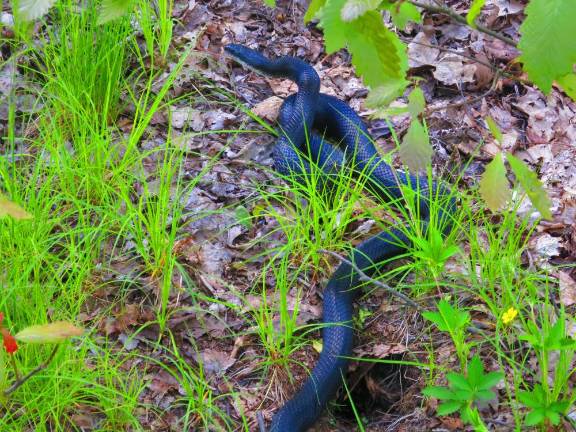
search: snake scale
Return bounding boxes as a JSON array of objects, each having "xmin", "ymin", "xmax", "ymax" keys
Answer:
[{"xmin": 225, "ymin": 44, "xmax": 453, "ymax": 432}]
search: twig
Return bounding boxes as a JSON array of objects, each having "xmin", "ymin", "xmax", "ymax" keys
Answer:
[
  {"xmin": 3, "ymin": 345, "xmax": 60, "ymax": 397},
  {"xmin": 408, "ymin": 0, "xmax": 518, "ymax": 48},
  {"xmin": 399, "ymin": 37, "xmax": 508, "ymax": 76},
  {"xmin": 319, "ymin": 249, "xmax": 422, "ymax": 311},
  {"xmin": 425, "ymin": 69, "xmax": 500, "ymax": 113}
]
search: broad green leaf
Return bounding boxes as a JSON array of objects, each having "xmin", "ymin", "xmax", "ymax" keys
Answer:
[
  {"xmin": 407, "ymin": 87, "xmax": 425, "ymax": 118},
  {"xmin": 15, "ymin": 322, "xmax": 84, "ymax": 344},
  {"xmin": 524, "ymin": 409, "xmax": 545, "ymax": 426},
  {"xmin": 466, "ymin": 355, "xmax": 485, "ymax": 387},
  {"xmin": 365, "ymin": 79, "xmax": 409, "ymax": 108},
  {"xmin": 475, "ymin": 389, "xmax": 496, "ymax": 400},
  {"xmin": 98, "ymin": 0, "xmax": 134, "ymax": 25},
  {"xmin": 557, "ymin": 73, "xmax": 576, "ymax": 101},
  {"xmin": 422, "ymin": 386, "xmax": 455, "ymax": 399},
  {"xmin": 506, "ymin": 153, "xmax": 552, "ymax": 219},
  {"xmin": 380, "ymin": 0, "xmax": 422, "ymax": 30},
  {"xmin": 518, "ymin": 0, "xmax": 576, "ymax": 93},
  {"xmin": 479, "ymin": 371, "xmax": 505, "ymax": 390},
  {"xmin": 304, "ymin": 0, "xmax": 327, "ymax": 22},
  {"xmin": 0, "ymin": 196, "xmax": 32, "ymax": 220},
  {"xmin": 263, "ymin": 0, "xmax": 276, "ymax": 6},
  {"xmin": 17, "ymin": 0, "xmax": 56, "ymax": 21},
  {"xmin": 437, "ymin": 400, "xmax": 463, "ymax": 415},
  {"xmin": 546, "ymin": 410, "xmax": 561, "ymax": 425},
  {"xmin": 321, "ymin": 3, "xmax": 403, "ymax": 88},
  {"xmin": 341, "ymin": 0, "xmax": 381, "ymax": 21},
  {"xmin": 466, "ymin": 0, "xmax": 486, "ymax": 27},
  {"xmin": 319, "ymin": 0, "xmax": 349, "ymax": 53},
  {"xmin": 486, "ymin": 116, "xmax": 503, "ymax": 144},
  {"xmin": 446, "ymin": 372, "xmax": 472, "ymax": 391},
  {"xmin": 347, "ymin": 12, "xmax": 402, "ymax": 84},
  {"xmin": 399, "ymin": 119, "xmax": 431, "ymax": 172},
  {"xmin": 479, "ymin": 153, "xmax": 511, "ymax": 212}
]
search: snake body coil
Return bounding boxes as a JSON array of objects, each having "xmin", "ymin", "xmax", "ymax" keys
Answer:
[{"xmin": 225, "ymin": 44, "xmax": 453, "ymax": 432}]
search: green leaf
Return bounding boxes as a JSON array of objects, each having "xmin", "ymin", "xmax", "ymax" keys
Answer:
[
  {"xmin": 466, "ymin": 0, "xmax": 486, "ymax": 27},
  {"xmin": 437, "ymin": 400, "xmax": 463, "ymax": 416},
  {"xmin": 446, "ymin": 372, "xmax": 471, "ymax": 391},
  {"xmin": 506, "ymin": 153, "xmax": 552, "ymax": 219},
  {"xmin": 380, "ymin": 0, "xmax": 422, "ymax": 30},
  {"xmin": 365, "ymin": 79, "xmax": 409, "ymax": 108},
  {"xmin": 518, "ymin": 389, "xmax": 544, "ymax": 409},
  {"xmin": 479, "ymin": 371, "xmax": 504, "ymax": 390},
  {"xmin": 486, "ymin": 116, "xmax": 503, "ymax": 144},
  {"xmin": 524, "ymin": 409, "xmax": 545, "ymax": 426},
  {"xmin": 546, "ymin": 410, "xmax": 561, "ymax": 425},
  {"xmin": 341, "ymin": 0, "xmax": 381, "ymax": 21},
  {"xmin": 304, "ymin": 0, "xmax": 327, "ymax": 22},
  {"xmin": 557, "ymin": 73, "xmax": 576, "ymax": 102},
  {"xmin": 475, "ymin": 389, "xmax": 496, "ymax": 400},
  {"xmin": 399, "ymin": 119, "xmax": 431, "ymax": 172},
  {"xmin": 0, "ymin": 196, "xmax": 32, "ymax": 220},
  {"xmin": 235, "ymin": 205, "xmax": 252, "ymax": 229},
  {"xmin": 466, "ymin": 355, "xmax": 485, "ymax": 387},
  {"xmin": 98, "ymin": 0, "xmax": 134, "ymax": 25},
  {"xmin": 321, "ymin": 3, "xmax": 403, "ymax": 87},
  {"xmin": 422, "ymin": 386, "xmax": 455, "ymax": 400},
  {"xmin": 479, "ymin": 153, "xmax": 511, "ymax": 212},
  {"xmin": 319, "ymin": 0, "xmax": 349, "ymax": 53},
  {"xmin": 518, "ymin": 0, "xmax": 576, "ymax": 93},
  {"xmin": 263, "ymin": 0, "xmax": 276, "ymax": 5},
  {"xmin": 347, "ymin": 12, "xmax": 402, "ymax": 84},
  {"xmin": 17, "ymin": 0, "xmax": 57, "ymax": 21},
  {"xmin": 407, "ymin": 87, "xmax": 425, "ymax": 118}
]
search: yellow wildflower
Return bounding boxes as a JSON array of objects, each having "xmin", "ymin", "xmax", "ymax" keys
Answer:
[{"xmin": 502, "ymin": 307, "xmax": 518, "ymax": 325}]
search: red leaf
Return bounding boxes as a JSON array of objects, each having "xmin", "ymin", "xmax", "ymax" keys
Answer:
[{"xmin": 1, "ymin": 329, "xmax": 18, "ymax": 354}]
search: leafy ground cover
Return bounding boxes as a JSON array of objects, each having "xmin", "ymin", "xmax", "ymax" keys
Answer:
[{"xmin": 1, "ymin": 0, "xmax": 575, "ymax": 431}]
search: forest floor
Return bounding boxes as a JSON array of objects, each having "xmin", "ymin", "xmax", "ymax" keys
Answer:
[{"xmin": 1, "ymin": 0, "xmax": 575, "ymax": 431}]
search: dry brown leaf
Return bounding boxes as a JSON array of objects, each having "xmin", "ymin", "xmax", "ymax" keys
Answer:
[{"xmin": 559, "ymin": 271, "xmax": 576, "ymax": 307}]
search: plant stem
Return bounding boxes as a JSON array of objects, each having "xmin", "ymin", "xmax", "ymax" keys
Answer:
[
  {"xmin": 408, "ymin": 0, "xmax": 518, "ymax": 48},
  {"xmin": 3, "ymin": 345, "xmax": 60, "ymax": 397}
]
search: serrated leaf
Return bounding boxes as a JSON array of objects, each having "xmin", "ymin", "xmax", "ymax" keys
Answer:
[
  {"xmin": 319, "ymin": 0, "xmax": 349, "ymax": 53},
  {"xmin": 98, "ymin": 0, "xmax": 134, "ymax": 25},
  {"xmin": 422, "ymin": 386, "xmax": 455, "ymax": 400},
  {"xmin": 382, "ymin": 0, "xmax": 422, "ymax": 30},
  {"xmin": 518, "ymin": 0, "xmax": 576, "ymax": 93},
  {"xmin": 348, "ymin": 11, "xmax": 402, "ymax": 85},
  {"xmin": 17, "ymin": 0, "xmax": 56, "ymax": 21},
  {"xmin": 365, "ymin": 79, "xmax": 409, "ymax": 108},
  {"xmin": 399, "ymin": 119, "xmax": 431, "ymax": 172},
  {"xmin": 341, "ymin": 0, "xmax": 381, "ymax": 21},
  {"xmin": 524, "ymin": 409, "xmax": 545, "ymax": 426},
  {"xmin": 506, "ymin": 153, "xmax": 552, "ymax": 219},
  {"xmin": 0, "ymin": 196, "xmax": 32, "ymax": 220},
  {"xmin": 476, "ymin": 389, "xmax": 496, "ymax": 400},
  {"xmin": 437, "ymin": 400, "xmax": 463, "ymax": 415},
  {"xmin": 486, "ymin": 116, "xmax": 503, "ymax": 144},
  {"xmin": 304, "ymin": 0, "xmax": 327, "ymax": 22},
  {"xmin": 467, "ymin": 355, "xmax": 485, "ymax": 387},
  {"xmin": 466, "ymin": 0, "xmax": 486, "ymax": 27},
  {"xmin": 557, "ymin": 73, "xmax": 576, "ymax": 101},
  {"xmin": 446, "ymin": 372, "xmax": 471, "ymax": 391},
  {"xmin": 479, "ymin": 153, "xmax": 511, "ymax": 212},
  {"xmin": 479, "ymin": 371, "xmax": 504, "ymax": 390},
  {"xmin": 407, "ymin": 87, "xmax": 425, "ymax": 118},
  {"xmin": 15, "ymin": 322, "xmax": 84, "ymax": 344}
]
